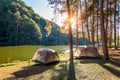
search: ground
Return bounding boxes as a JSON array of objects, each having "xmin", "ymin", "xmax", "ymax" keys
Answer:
[{"xmin": 0, "ymin": 48, "xmax": 120, "ymax": 80}]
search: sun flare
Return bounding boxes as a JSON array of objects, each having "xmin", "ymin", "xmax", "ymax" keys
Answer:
[{"xmin": 70, "ymin": 17, "xmax": 74, "ymax": 23}]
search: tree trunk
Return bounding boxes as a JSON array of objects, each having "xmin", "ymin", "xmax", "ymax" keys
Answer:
[
  {"xmin": 66, "ymin": 0, "xmax": 73, "ymax": 60},
  {"xmin": 109, "ymin": 2, "xmax": 112, "ymax": 48},
  {"xmin": 96, "ymin": 6, "xmax": 99, "ymax": 48},
  {"xmin": 82, "ymin": 21, "xmax": 86, "ymax": 45},
  {"xmin": 91, "ymin": 1, "xmax": 95, "ymax": 47},
  {"xmin": 105, "ymin": 0, "xmax": 108, "ymax": 38},
  {"xmin": 76, "ymin": 6, "xmax": 79, "ymax": 49},
  {"xmin": 100, "ymin": 0, "xmax": 109, "ymax": 60},
  {"xmin": 85, "ymin": 0, "xmax": 91, "ymax": 45},
  {"xmin": 114, "ymin": 0, "xmax": 117, "ymax": 49},
  {"xmin": 80, "ymin": 0, "xmax": 85, "ymax": 45},
  {"xmin": 83, "ymin": 21, "xmax": 86, "ymax": 45},
  {"xmin": 118, "ymin": 2, "xmax": 120, "ymax": 47}
]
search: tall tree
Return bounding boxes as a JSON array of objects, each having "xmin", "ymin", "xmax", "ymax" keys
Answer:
[
  {"xmin": 114, "ymin": 0, "xmax": 117, "ymax": 49},
  {"xmin": 91, "ymin": 0, "xmax": 95, "ymax": 47},
  {"xmin": 117, "ymin": 1, "xmax": 120, "ymax": 47},
  {"xmin": 79, "ymin": 0, "xmax": 86, "ymax": 45},
  {"xmin": 96, "ymin": 1, "xmax": 99, "ymax": 47},
  {"xmin": 105, "ymin": 0, "xmax": 109, "ymax": 37},
  {"xmin": 100, "ymin": 0, "xmax": 109, "ymax": 60},
  {"xmin": 85, "ymin": 0, "xmax": 91, "ymax": 45},
  {"xmin": 76, "ymin": 3, "xmax": 79, "ymax": 48},
  {"xmin": 109, "ymin": 1, "xmax": 113, "ymax": 48},
  {"xmin": 66, "ymin": 0, "xmax": 73, "ymax": 60}
]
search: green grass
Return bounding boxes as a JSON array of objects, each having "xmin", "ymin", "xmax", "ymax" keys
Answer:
[
  {"xmin": 0, "ymin": 47, "xmax": 120, "ymax": 80},
  {"xmin": 3, "ymin": 57, "xmax": 119, "ymax": 80},
  {"xmin": 0, "ymin": 45, "xmax": 69, "ymax": 64}
]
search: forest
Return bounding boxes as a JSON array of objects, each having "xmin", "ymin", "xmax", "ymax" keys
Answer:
[
  {"xmin": 46, "ymin": 0, "xmax": 120, "ymax": 60},
  {"xmin": 0, "ymin": 0, "xmax": 120, "ymax": 80},
  {"xmin": 0, "ymin": 0, "xmax": 87, "ymax": 46},
  {"xmin": 0, "ymin": 0, "xmax": 120, "ymax": 57}
]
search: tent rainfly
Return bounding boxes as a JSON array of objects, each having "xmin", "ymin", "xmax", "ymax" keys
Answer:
[
  {"xmin": 32, "ymin": 48, "xmax": 59, "ymax": 64},
  {"xmin": 74, "ymin": 45, "xmax": 100, "ymax": 58}
]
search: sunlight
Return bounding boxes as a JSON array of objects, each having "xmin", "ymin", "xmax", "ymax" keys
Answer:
[{"xmin": 70, "ymin": 17, "xmax": 75, "ymax": 23}]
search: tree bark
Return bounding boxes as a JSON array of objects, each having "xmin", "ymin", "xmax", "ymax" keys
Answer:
[
  {"xmin": 66, "ymin": 0, "xmax": 73, "ymax": 60},
  {"xmin": 91, "ymin": 0, "xmax": 95, "ymax": 47},
  {"xmin": 118, "ymin": 2, "xmax": 120, "ymax": 47},
  {"xmin": 79, "ymin": 0, "xmax": 85, "ymax": 45},
  {"xmin": 100, "ymin": 0, "xmax": 109, "ymax": 60},
  {"xmin": 76, "ymin": 6, "xmax": 79, "ymax": 49},
  {"xmin": 96, "ymin": 4, "xmax": 99, "ymax": 48},
  {"xmin": 114, "ymin": 0, "xmax": 117, "ymax": 49},
  {"xmin": 85, "ymin": 0, "xmax": 91, "ymax": 45},
  {"xmin": 109, "ymin": 2, "xmax": 112, "ymax": 48},
  {"xmin": 105, "ymin": 0, "xmax": 108, "ymax": 38}
]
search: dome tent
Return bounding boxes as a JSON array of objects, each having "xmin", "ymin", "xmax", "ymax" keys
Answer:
[
  {"xmin": 32, "ymin": 48, "xmax": 59, "ymax": 65},
  {"xmin": 74, "ymin": 45, "xmax": 100, "ymax": 59}
]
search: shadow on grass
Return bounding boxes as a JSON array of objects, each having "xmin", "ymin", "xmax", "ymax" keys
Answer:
[
  {"xmin": 68, "ymin": 60, "xmax": 76, "ymax": 80},
  {"xmin": 109, "ymin": 58, "xmax": 120, "ymax": 66},
  {"xmin": 12, "ymin": 59, "xmax": 77, "ymax": 79},
  {"xmin": 109, "ymin": 48, "xmax": 120, "ymax": 51},
  {"xmin": 79, "ymin": 58, "xmax": 120, "ymax": 78},
  {"xmin": 100, "ymin": 63, "xmax": 120, "ymax": 78},
  {"xmin": 110, "ymin": 53, "xmax": 120, "ymax": 57},
  {"xmin": 50, "ymin": 60, "xmax": 76, "ymax": 80},
  {"xmin": 12, "ymin": 62, "xmax": 58, "ymax": 78},
  {"xmin": 50, "ymin": 61, "xmax": 68, "ymax": 80}
]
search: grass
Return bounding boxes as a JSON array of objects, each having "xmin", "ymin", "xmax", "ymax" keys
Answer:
[
  {"xmin": 0, "ymin": 45, "xmax": 120, "ymax": 80},
  {"xmin": 0, "ymin": 45, "xmax": 69, "ymax": 64},
  {"xmin": 0, "ymin": 54, "xmax": 120, "ymax": 80}
]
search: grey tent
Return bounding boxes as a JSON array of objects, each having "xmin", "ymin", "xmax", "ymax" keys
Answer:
[
  {"xmin": 74, "ymin": 45, "xmax": 100, "ymax": 58},
  {"xmin": 32, "ymin": 48, "xmax": 59, "ymax": 64}
]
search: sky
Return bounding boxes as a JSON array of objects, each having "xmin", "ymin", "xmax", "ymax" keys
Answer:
[
  {"xmin": 23, "ymin": 0, "xmax": 63, "ymax": 26},
  {"xmin": 23, "ymin": 0, "xmax": 54, "ymax": 21}
]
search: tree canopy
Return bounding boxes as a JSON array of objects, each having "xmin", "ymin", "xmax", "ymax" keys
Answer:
[{"xmin": 0, "ymin": 0, "xmax": 83, "ymax": 46}]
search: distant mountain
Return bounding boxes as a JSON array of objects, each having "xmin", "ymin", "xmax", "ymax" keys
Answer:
[{"xmin": 0, "ymin": 0, "xmax": 71, "ymax": 46}]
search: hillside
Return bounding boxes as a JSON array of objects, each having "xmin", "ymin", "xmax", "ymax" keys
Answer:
[
  {"xmin": 0, "ymin": 0, "xmax": 42, "ymax": 45},
  {"xmin": 0, "ymin": 0, "xmax": 90, "ymax": 46},
  {"xmin": 0, "ymin": 0, "xmax": 71, "ymax": 46}
]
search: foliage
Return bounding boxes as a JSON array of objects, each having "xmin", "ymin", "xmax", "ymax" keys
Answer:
[
  {"xmin": 0, "ymin": 0, "xmax": 42, "ymax": 46},
  {"xmin": 0, "ymin": 0, "xmax": 91, "ymax": 46}
]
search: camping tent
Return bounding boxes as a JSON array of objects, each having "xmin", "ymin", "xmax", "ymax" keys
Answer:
[
  {"xmin": 32, "ymin": 48, "xmax": 59, "ymax": 64},
  {"xmin": 74, "ymin": 45, "xmax": 100, "ymax": 58}
]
